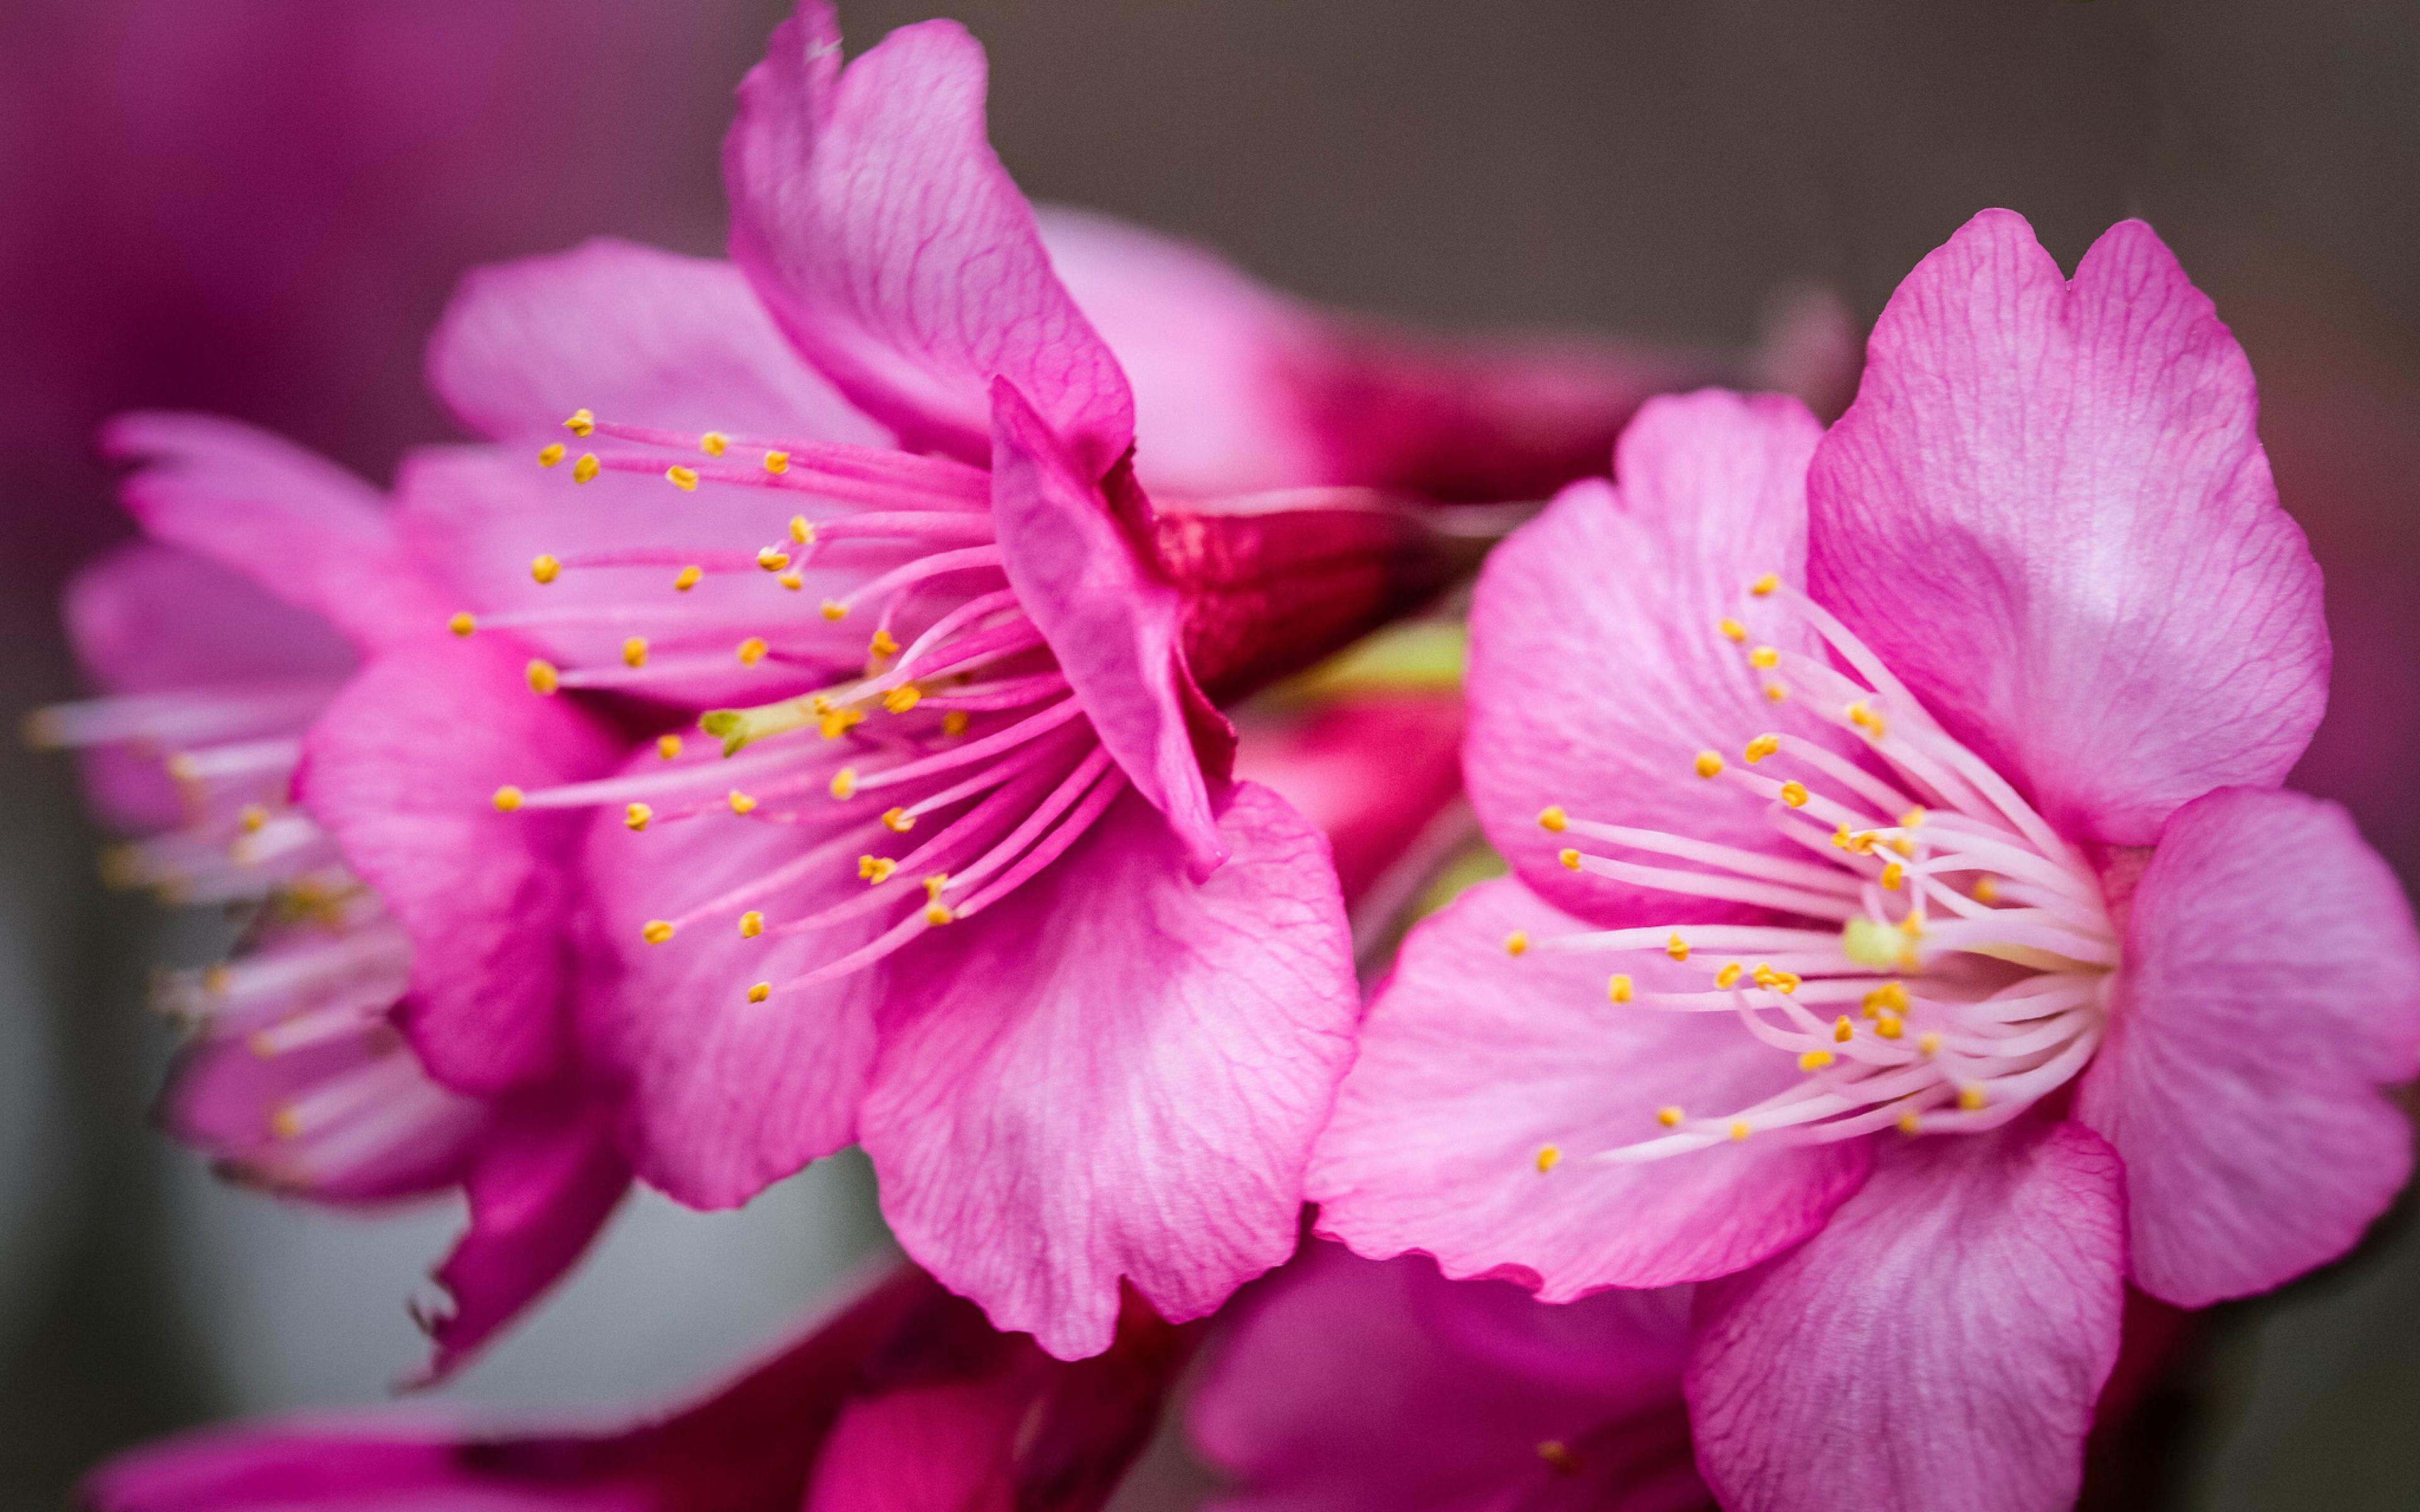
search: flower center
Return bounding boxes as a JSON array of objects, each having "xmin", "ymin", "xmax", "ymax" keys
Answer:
[
  {"xmin": 481, "ymin": 411, "xmax": 1131, "ymax": 1005},
  {"xmin": 1531, "ymin": 575, "xmax": 2117, "ymax": 1157}
]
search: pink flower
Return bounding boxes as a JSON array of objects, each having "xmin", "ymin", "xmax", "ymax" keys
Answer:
[
  {"xmin": 81, "ymin": 1261, "xmax": 1191, "ymax": 1512},
  {"xmin": 1308, "ymin": 210, "xmax": 2420, "ymax": 1511},
  {"xmin": 35, "ymin": 415, "xmax": 628, "ymax": 1378}
]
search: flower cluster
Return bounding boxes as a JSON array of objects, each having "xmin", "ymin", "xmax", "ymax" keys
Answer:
[{"xmin": 39, "ymin": 4, "xmax": 2414, "ymax": 1511}]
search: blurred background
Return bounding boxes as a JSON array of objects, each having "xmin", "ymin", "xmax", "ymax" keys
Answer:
[{"xmin": 1, "ymin": 1, "xmax": 2414, "ymax": 1506}]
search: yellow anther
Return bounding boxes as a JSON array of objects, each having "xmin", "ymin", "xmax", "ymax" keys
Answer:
[
  {"xmin": 202, "ymin": 965, "xmax": 231, "ymax": 997},
  {"xmin": 882, "ymin": 685, "xmax": 922, "ymax": 715},
  {"xmin": 1718, "ymin": 617, "xmax": 1748, "ymax": 643},
  {"xmin": 642, "ymin": 919, "xmax": 674, "ymax": 944},
  {"xmin": 758, "ymin": 546, "xmax": 791, "ymax": 572},
  {"xmin": 821, "ymin": 599, "xmax": 847, "ymax": 621},
  {"xmin": 667, "ymin": 465, "xmax": 700, "ymax": 492},
  {"xmin": 1743, "ymin": 734, "xmax": 1781, "ymax": 764},
  {"xmin": 573, "ymin": 452, "xmax": 601, "ymax": 484},
  {"xmin": 739, "ymin": 910, "xmax": 764, "ymax": 937},
  {"xmin": 1879, "ymin": 862, "xmax": 1904, "ymax": 891},
  {"xmin": 868, "ymin": 628, "xmax": 900, "ymax": 658},
  {"xmin": 1799, "ymin": 1050, "xmax": 1835, "ymax": 1072},
  {"xmin": 269, "ymin": 1104, "xmax": 303, "ymax": 1140},
  {"xmin": 448, "ymin": 611, "xmax": 476, "ymax": 637},
  {"xmin": 1898, "ymin": 1109, "xmax": 1923, "ymax": 1136},
  {"xmin": 1887, "ymin": 835, "xmax": 1914, "ymax": 857},
  {"xmin": 1538, "ymin": 805, "xmax": 1568, "ymax": 832},
  {"xmin": 538, "ymin": 442, "xmax": 567, "ymax": 468},
  {"xmin": 1536, "ymin": 1440, "xmax": 1580, "ymax": 1475},
  {"xmin": 1778, "ymin": 781, "xmax": 1809, "ymax": 808},
  {"xmin": 1973, "ymin": 875, "xmax": 1999, "ymax": 905},
  {"xmin": 1957, "ymin": 1085, "xmax": 1988, "ymax": 1112},
  {"xmin": 622, "ymin": 637, "xmax": 649, "ymax": 668},
  {"xmin": 1918, "ymin": 1031, "xmax": 1942, "ymax": 1056},
  {"xmin": 1656, "ymin": 1106, "xmax": 1684, "ymax": 1128},
  {"xmin": 1900, "ymin": 910, "xmax": 1925, "ymax": 938},
  {"xmin": 239, "ymin": 804, "xmax": 268, "ymax": 833},
  {"xmin": 747, "ymin": 982, "xmax": 772, "ymax": 1004},
  {"xmin": 763, "ymin": 450, "xmax": 790, "ymax": 474},
  {"xmin": 1875, "ymin": 1015, "xmax": 1904, "ymax": 1041},
  {"xmin": 1899, "ymin": 806, "xmax": 1927, "ymax": 830},
  {"xmin": 858, "ymin": 856, "xmax": 897, "ymax": 884},
  {"xmin": 942, "ymin": 710, "xmax": 971, "ymax": 738},
  {"xmin": 778, "ymin": 570, "xmax": 804, "ymax": 591},
  {"xmin": 727, "ymin": 789, "xmax": 757, "ymax": 815},
  {"xmin": 1608, "ymin": 973, "xmax": 1634, "ymax": 1004},
  {"xmin": 829, "ymin": 767, "xmax": 858, "ymax": 800},
  {"xmin": 881, "ymin": 806, "xmax": 914, "ymax": 833},
  {"xmin": 1771, "ymin": 971, "xmax": 1802, "ymax": 994},
  {"xmin": 786, "ymin": 514, "xmax": 814, "ymax": 546},
  {"xmin": 674, "ymin": 564, "xmax": 702, "ymax": 592},
  {"xmin": 1535, "ymin": 1145, "xmax": 1561, "ymax": 1174},
  {"xmin": 925, "ymin": 903, "xmax": 955, "ymax": 926},
  {"xmin": 1715, "ymin": 961, "xmax": 1744, "ymax": 988},
  {"xmin": 1834, "ymin": 1016, "xmax": 1854, "ymax": 1043},
  {"xmin": 1693, "ymin": 750, "xmax": 1724, "ymax": 779},
  {"xmin": 526, "ymin": 660, "xmax": 560, "ymax": 696},
  {"xmin": 564, "ymin": 408, "xmax": 595, "ymax": 437},
  {"xmin": 700, "ymin": 431, "xmax": 729, "ymax": 457},
  {"xmin": 625, "ymin": 802, "xmax": 652, "ymax": 831},
  {"xmin": 657, "ymin": 733, "xmax": 684, "ymax": 760},
  {"xmin": 531, "ymin": 554, "xmax": 561, "ymax": 585},
  {"xmin": 1763, "ymin": 682, "xmax": 1789, "ymax": 702},
  {"xmin": 736, "ymin": 636, "xmax": 769, "ymax": 666},
  {"xmin": 1748, "ymin": 645, "xmax": 1780, "ymax": 670},
  {"xmin": 1750, "ymin": 572, "xmax": 1780, "ymax": 597},
  {"xmin": 1559, "ymin": 847, "xmax": 1582, "ymax": 871},
  {"xmin": 1505, "ymin": 931, "xmax": 1530, "ymax": 957},
  {"xmin": 1666, "ymin": 932, "xmax": 1690, "ymax": 963},
  {"xmin": 492, "ymin": 785, "xmax": 524, "ymax": 812},
  {"xmin": 819, "ymin": 706, "xmax": 865, "ymax": 739},
  {"xmin": 1729, "ymin": 1121, "xmax": 1752, "ymax": 1142},
  {"xmin": 923, "ymin": 874, "xmax": 949, "ymax": 902}
]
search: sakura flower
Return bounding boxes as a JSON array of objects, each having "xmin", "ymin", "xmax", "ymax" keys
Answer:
[
  {"xmin": 82, "ymin": 1261, "xmax": 1191, "ymax": 1512},
  {"xmin": 34, "ymin": 414, "xmax": 628, "ymax": 1377},
  {"xmin": 1310, "ymin": 211, "xmax": 2420, "ymax": 1512}
]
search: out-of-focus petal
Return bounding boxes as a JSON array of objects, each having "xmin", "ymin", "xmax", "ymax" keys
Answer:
[
  {"xmin": 1688, "ymin": 1118, "xmax": 2126, "ymax": 1512},
  {"xmin": 1309, "ymin": 879, "xmax": 1870, "ymax": 1297},
  {"xmin": 1806, "ymin": 210, "xmax": 2327, "ymax": 845},
  {"xmin": 1230, "ymin": 693, "xmax": 1466, "ymax": 912},
  {"xmin": 860, "ymin": 782, "xmax": 1357, "ymax": 1359},
  {"xmin": 2076, "ymin": 786, "xmax": 2420, "ymax": 1305}
]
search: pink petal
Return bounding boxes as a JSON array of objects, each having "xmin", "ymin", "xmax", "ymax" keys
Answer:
[
  {"xmin": 101, "ymin": 413, "xmax": 450, "ymax": 651},
  {"xmin": 725, "ymin": 3, "xmax": 1134, "ymax": 475},
  {"xmin": 1806, "ymin": 210, "xmax": 2328, "ymax": 845},
  {"xmin": 991, "ymin": 378, "xmax": 1224, "ymax": 874},
  {"xmin": 1193, "ymin": 1242, "xmax": 1705, "ymax": 1512},
  {"xmin": 425, "ymin": 236, "xmax": 886, "ymax": 445},
  {"xmin": 1688, "ymin": 1118, "xmax": 2126, "ymax": 1512},
  {"xmin": 1230, "ymin": 694, "xmax": 1466, "ymax": 911},
  {"xmin": 860, "ymin": 782, "xmax": 1357, "ymax": 1359},
  {"xmin": 295, "ymin": 643, "xmax": 621, "ymax": 1096},
  {"xmin": 420, "ymin": 1081, "xmax": 631, "ymax": 1381},
  {"xmin": 1308, "ymin": 878, "xmax": 1870, "ymax": 1297},
  {"xmin": 1463, "ymin": 389, "xmax": 1845, "ymax": 923},
  {"xmin": 2076, "ymin": 786, "xmax": 2420, "ymax": 1305},
  {"xmin": 584, "ymin": 750, "xmax": 884, "ymax": 1210}
]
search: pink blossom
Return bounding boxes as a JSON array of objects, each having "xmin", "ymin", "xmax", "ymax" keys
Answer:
[
  {"xmin": 35, "ymin": 415, "xmax": 628, "ymax": 1378},
  {"xmin": 1309, "ymin": 211, "xmax": 2420, "ymax": 1511},
  {"xmin": 81, "ymin": 1262, "xmax": 1190, "ymax": 1512}
]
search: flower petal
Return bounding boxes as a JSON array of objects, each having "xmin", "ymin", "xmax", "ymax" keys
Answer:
[
  {"xmin": 725, "ymin": 3, "xmax": 1133, "ymax": 474},
  {"xmin": 1806, "ymin": 210, "xmax": 2327, "ymax": 845},
  {"xmin": 101, "ymin": 413, "xmax": 449, "ymax": 651},
  {"xmin": 1308, "ymin": 878, "xmax": 1871, "ymax": 1297},
  {"xmin": 1463, "ymin": 389, "xmax": 1845, "ymax": 924},
  {"xmin": 427, "ymin": 236, "xmax": 885, "ymax": 445},
  {"xmin": 1687, "ymin": 1118, "xmax": 2126, "ymax": 1512},
  {"xmin": 860, "ymin": 782, "xmax": 1357, "ymax": 1359},
  {"xmin": 2076, "ymin": 786, "xmax": 2420, "ymax": 1305},
  {"xmin": 295, "ymin": 643, "xmax": 621, "ymax": 1095},
  {"xmin": 991, "ymin": 378, "xmax": 1223, "ymax": 874},
  {"xmin": 1230, "ymin": 693, "xmax": 1466, "ymax": 912}
]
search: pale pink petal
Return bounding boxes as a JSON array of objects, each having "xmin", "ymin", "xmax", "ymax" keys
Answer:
[
  {"xmin": 101, "ymin": 413, "xmax": 449, "ymax": 651},
  {"xmin": 295, "ymin": 644, "xmax": 621, "ymax": 1095},
  {"xmin": 1194, "ymin": 1242, "xmax": 1706, "ymax": 1512},
  {"xmin": 585, "ymin": 751, "xmax": 884, "ymax": 1209},
  {"xmin": 1463, "ymin": 389, "xmax": 1846, "ymax": 923},
  {"xmin": 420, "ymin": 1082, "xmax": 631, "ymax": 1380},
  {"xmin": 860, "ymin": 782, "xmax": 1357, "ymax": 1359},
  {"xmin": 725, "ymin": 3, "xmax": 1133, "ymax": 474},
  {"xmin": 1308, "ymin": 879, "xmax": 1871, "ymax": 1297},
  {"xmin": 1806, "ymin": 210, "xmax": 2327, "ymax": 845},
  {"xmin": 2076, "ymin": 786, "xmax": 2420, "ymax": 1305},
  {"xmin": 425, "ymin": 236, "xmax": 886, "ymax": 446},
  {"xmin": 1688, "ymin": 1118, "xmax": 2126, "ymax": 1512},
  {"xmin": 991, "ymin": 378, "xmax": 1223, "ymax": 873}
]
